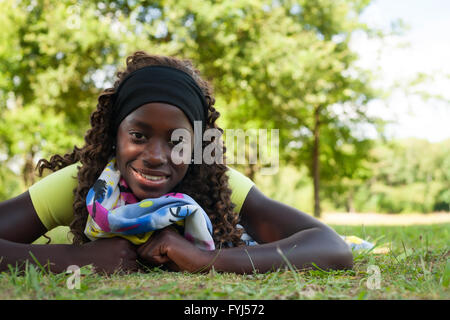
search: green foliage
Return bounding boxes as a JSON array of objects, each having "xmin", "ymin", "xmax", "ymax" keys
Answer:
[
  {"xmin": 353, "ymin": 182, "xmax": 445, "ymax": 213},
  {"xmin": 0, "ymin": 165, "xmax": 23, "ymax": 201},
  {"xmin": 252, "ymin": 138, "xmax": 450, "ymax": 214},
  {"xmin": 0, "ymin": 0, "xmax": 382, "ymax": 198},
  {"xmin": 327, "ymin": 139, "xmax": 450, "ymax": 213},
  {"xmin": 251, "ymin": 165, "xmax": 314, "ymax": 213},
  {"xmin": 0, "ymin": 0, "xmax": 443, "ymax": 216},
  {"xmin": 0, "ymin": 0, "xmax": 150, "ymax": 190}
]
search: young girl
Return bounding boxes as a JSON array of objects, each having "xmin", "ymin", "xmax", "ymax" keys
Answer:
[{"xmin": 0, "ymin": 51, "xmax": 353, "ymax": 275}]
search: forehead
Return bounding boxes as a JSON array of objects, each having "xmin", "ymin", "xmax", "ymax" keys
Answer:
[{"xmin": 120, "ymin": 102, "xmax": 193, "ymax": 132}]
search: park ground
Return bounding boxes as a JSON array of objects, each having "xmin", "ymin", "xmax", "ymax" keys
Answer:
[{"xmin": 0, "ymin": 213, "xmax": 448, "ymax": 300}]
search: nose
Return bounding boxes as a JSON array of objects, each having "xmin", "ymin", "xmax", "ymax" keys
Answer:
[{"xmin": 141, "ymin": 137, "xmax": 169, "ymax": 167}]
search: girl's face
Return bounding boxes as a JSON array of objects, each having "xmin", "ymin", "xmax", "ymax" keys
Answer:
[{"xmin": 115, "ymin": 102, "xmax": 194, "ymax": 200}]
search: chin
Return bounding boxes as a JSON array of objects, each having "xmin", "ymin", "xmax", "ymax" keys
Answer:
[{"xmin": 134, "ymin": 189, "xmax": 170, "ymax": 200}]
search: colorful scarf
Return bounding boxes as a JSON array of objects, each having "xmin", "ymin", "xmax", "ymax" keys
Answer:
[{"xmin": 84, "ymin": 158, "xmax": 215, "ymax": 250}]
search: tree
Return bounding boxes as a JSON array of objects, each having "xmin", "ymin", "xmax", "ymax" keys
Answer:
[
  {"xmin": 126, "ymin": 0, "xmax": 381, "ymax": 217},
  {"xmin": 342, "ymin": 138, "xmax": 450, "ymax": 213},
  {"xmin": 0, "ymin": 0, "xmax": 150, "ymax": 189},
  {"xmin": 1, "ymin": 0, "xmax": 384, "ymax": 219}
]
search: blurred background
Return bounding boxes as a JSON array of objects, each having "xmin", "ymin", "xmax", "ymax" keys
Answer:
[{"xmin": 0, "ymin": 0, "xmax": 449, "ymax": 218}]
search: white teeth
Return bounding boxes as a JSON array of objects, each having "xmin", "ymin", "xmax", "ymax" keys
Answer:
[{"xmin": 139, "ymin": 172, "xmax": 166, "ymax": 181}]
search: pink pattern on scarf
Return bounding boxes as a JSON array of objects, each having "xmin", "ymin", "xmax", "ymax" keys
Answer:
[
  {"xmin": 121, "ymin": 192, "xmax": 138, "ymax": 204},
  {"xmin": 164, "ymin": 192, "xmax": 184, "ymax": 199},
  {"xmin": 87, "ymin": 202, "xmax": 111, "ymax": 232},
  {"xmin": 119, "ymin": 178, "xmax": 138, "ymax": 204},
  {"xmin": 115, "ymin": 224, "xmax": 140, "ymax": 232},
  {"xmin": 184, "ymin": 232, "xmax": 215, "ymax": 251}
]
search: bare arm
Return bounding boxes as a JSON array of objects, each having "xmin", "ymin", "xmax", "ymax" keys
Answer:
[
  {"xmin": 0, "ymin": 191, "xmax": 47, "ymax": 243},
  {"xmin": 219, "ymin": 186, "xmax": 353, "ymax": 273},
  {"xmin": 0, "ymin": 191, "xmax": 138, "ymax": 274},
  {"xmin": 137, "ymin": 186, "xmax": 353, "ymax": 273}
]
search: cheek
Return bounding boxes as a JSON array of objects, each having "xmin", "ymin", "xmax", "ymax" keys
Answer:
[
  {"xmin": 171, "ymin": 143, "xmax": 193, "ymax": 179},
  {"xmin": 174, "ymin": 162, "xmax": 189, "ymax": 178},
  {"xmin": 115, "ymin": 140, "xmax": 138, "ymax": 168},
  {"xmin": 171, "ymin": 164, "xmax": 190, "ymax": 188}
]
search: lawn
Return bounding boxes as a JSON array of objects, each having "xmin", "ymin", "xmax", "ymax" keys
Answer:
[{"xmin": 0, "ymin": 223, "xmax": 448, "ymax": 300}]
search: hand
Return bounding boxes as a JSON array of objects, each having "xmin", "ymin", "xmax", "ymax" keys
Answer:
[
  {"xmin": 137, "ymin": 227, "xmax": 213, "ymax": 273},
  {"xmin": 78, "ymin": 237, "xmax": 139, "ymax": 275}
]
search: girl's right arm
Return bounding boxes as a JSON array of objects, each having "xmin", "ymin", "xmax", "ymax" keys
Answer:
[{"xmin": 0, "ymin": 191, "xmax": 138, "ymax": 274}]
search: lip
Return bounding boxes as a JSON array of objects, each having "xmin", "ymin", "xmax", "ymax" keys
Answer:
[
  {"xmin": 133, "ymin": 167, "xmax": 170, "ymax": 176},
  {"xmin": 130, "ymin": 166, "xmax": 170, "ymax": 188}
]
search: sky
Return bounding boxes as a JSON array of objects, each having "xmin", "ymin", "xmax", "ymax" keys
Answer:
[{"xmin": 351, "ymin": 0, "xmax": 450, "ymax": 142}]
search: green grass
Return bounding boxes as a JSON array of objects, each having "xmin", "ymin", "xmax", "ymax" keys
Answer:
[{"xmin": 1, "ymin": 224, "xmax": 448, "ymax": 300}]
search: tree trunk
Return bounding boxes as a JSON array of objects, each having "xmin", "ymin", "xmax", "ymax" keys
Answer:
[
  {"xmin": 23, "ymin": 151, "xmax": 36, "ymax": 187},
  {"xmin": 312, "ymin": 106, "xmax": 321, "ymax": 218},
  {"xmin": 245, "ymin": 163, "xmax": 257, "ymax": 182},
  {"xmin": 346, "ymin": 188, "xmax": 355, "ymax": 213}
]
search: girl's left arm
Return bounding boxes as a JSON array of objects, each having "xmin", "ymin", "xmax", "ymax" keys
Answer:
[{"xmin": 137, "ymin": 186, "xmax": 353, "ymax": 274}]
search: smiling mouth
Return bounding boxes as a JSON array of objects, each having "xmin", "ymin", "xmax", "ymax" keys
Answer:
[{"xmin": 131, "ymin": 167, "xmax": 170, "ymax": 185}]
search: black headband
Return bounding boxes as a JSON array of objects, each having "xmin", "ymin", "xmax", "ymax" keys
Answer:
[{"xmin": 112, "ymin": 65, "xmax": 208, "ymax": 131}]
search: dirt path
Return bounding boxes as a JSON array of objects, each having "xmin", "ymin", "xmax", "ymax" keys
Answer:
[{"xmin": 320, "ymin": 212, "xmax": 450, "ymax": 226}]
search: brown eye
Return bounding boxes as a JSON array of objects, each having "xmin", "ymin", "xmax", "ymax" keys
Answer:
[{"xmin": 130, "ymin": 132, "xmax": 145, "ymax": 141}]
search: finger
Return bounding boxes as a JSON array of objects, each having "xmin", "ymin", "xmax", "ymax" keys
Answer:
[
  {"xmin": 137, "ymin": 238, "xmax": 157, "ymax": 259},
  {"xmin": 137, "ymin": 241, "xmax": 151, "ymax": 257},
  {"xmin": 137, "ymin": 232, "xmax": 168, "ymax": 257},
  {"xmin": 140, "ymin": 239, "xmax": 169, "ymax": 263},
  {"xmin": 149, "ymin": 254, "xmax": 171, "ymax": 265},
  {"xmin": 137, "ymin": 232, "xmax": 159, "ymax": 256},
  {"xmin": 166, "ymin": 260, "xmax": 180, "ymax": 272},
  {"xmin": 118, "ymin": 244, "xmax": 138, "ymax": 262},
  {"xmin": 137, "ymin": 242, "xmax": 164, "ymax": 264}
]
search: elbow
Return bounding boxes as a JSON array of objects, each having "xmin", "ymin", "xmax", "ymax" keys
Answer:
[
  {"xmin": 332, "ymin": 245, "xmax": 354, "ymax": 270},
  {"xmin": 327, "ymin": 238, "xmax": 354, "ymax": 270},
  {"xmin": 315, "ymin": 228, "xmax": 354, "ymax": 271}
]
